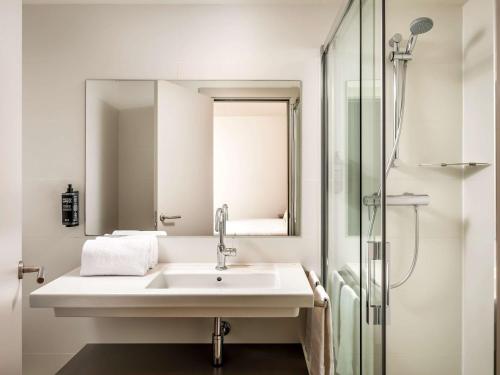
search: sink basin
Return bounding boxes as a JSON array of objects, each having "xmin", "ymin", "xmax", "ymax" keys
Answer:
[
  {"xmin": 147, "ymin": 264, "xmax": 278, "ymax": 289},
  {"xmin": 30, "ymin": 263, "xmax": 313, "ymax": 318}
]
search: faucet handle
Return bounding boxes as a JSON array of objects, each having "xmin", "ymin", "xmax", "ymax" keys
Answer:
[{"xmin": 223, "ymin": 248, "xmax": 237, "ymax": 257}]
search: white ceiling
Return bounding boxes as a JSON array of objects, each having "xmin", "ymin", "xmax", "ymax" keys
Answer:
[
  {"xmin": 24, "ymin": 0, "xmax": 338, "ymax": 4},
  {"xmin": 22, "ymin": 0, "xmax": 466, "ymax": 7}
]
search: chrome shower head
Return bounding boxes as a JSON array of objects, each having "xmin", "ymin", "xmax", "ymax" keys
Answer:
[
  {"xmin": 406, "ymin": 17, "xmax": 433, "ymax": 54},
  {"xmin": 410, "ymin": 17, "xmax": 434, "ymax": 35}
]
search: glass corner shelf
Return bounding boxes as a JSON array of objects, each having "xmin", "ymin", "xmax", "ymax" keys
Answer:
[{"xmin": 417, "ymin": 162, "xmax": 491, "ymax": 167}]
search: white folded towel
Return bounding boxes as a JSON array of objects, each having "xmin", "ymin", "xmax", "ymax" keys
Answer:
[
  {"xmin": 361, "ymin": 289, "xmax": 373, "ymax": 375},
  {"xmin": 97, "ymin": 235, "xmax": 159, "ymax": 269},
  {"xmin": 331, "ymin": 271, "xmax": 345, "ymax": 362},
  {"xmin": 310, "ymin": 284, "xmax": 333, "ymax": 375},
  {"xmin": 80, "ymin": 238, "xmax": 151, "ymax": 276},
  {"xmin": 111, "ymin": 230, "xmax": 167, "ymax": 236},
  {"xmin": 336, "ymin": 285, "xmax": 360, "ymax": 375},
  {"xmin": 302, "ymin": 271, "xmax": 333, "ymax": 375},
  {"xmin": 303, "ymin": 270, "xmax": 321, "ymax": 362}
]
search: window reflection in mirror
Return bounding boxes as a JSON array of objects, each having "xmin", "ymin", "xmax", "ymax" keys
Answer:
[{"xmin": 85, "ymin": 80, "xmax": 301, "ymax": 237}]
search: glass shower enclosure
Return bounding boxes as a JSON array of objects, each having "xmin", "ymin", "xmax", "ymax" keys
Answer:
[{"xmin": 321, "ymin": 0, "xmax": 386, "ymax": 374}]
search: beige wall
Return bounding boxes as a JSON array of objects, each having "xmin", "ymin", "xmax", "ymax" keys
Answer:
[
  {"xmin": 85, "ymin": 96, "xmax": 119, "ymax": 234},
  {"xmin": 22, "ymin": 4, "xmax": 336, "ymax": 373},
  {"xmin": 0, "ymin": 0, "xmax": 22, "ymax": 373},
  {"xmin": 496, "ymin": 2, "xmax": 500, "ymax": 373},
  {"xmin": 213, "ymin": 103, "xmax": 288, "ymax": 220},
  {"xmin": 85, "ymin": 79, "xmax": 155, "ymax": 234},
  {"xmin": 462, "ymin": 0, "xmax": 495, "ymax": 373},
  {"xmin": 385, "ymin": 2, "xmax": 464, "ymax": 375},
  {"xmin": 118, "ymin": 106, "xmax": 155, "ymax": 230},
  {"xmin": 155, "ymin": 80, "xmax": 215, "ymax": 235}
]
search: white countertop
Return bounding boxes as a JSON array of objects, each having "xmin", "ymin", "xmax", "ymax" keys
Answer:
[{"xmin": 30, "ymin": 263, "xmax": 313, "ymax": 318}]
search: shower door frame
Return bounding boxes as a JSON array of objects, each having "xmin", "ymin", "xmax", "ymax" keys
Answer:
[
  {"xmin": 495, "ymin": 1, "xmax": 500, "ymax": 373},
  {"xmin": 321, "ymin": 0, "xmax": 387, "ymax": 373}
]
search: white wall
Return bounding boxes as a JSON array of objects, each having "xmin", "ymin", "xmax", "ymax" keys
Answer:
[
  {"xmin": 213, "ymin": 103, "xmax": 288, "ymax": 220},
  {"xmin": 385, "ymin": 2, "xmax": 464, "ymax": 375},
  {"xmin": 22, "ymin": 4, "xmax": 336, "ymax": 373},
  {"xmin": 0, "ymin": 0, "xmax": 22, "ymax": 373},
  {"xmin": 462, "ymin": 0, "xmax": 495, "ymax": 373}
]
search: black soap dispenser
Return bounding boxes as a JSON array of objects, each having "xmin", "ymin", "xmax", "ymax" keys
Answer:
[{"xmin": 62, "ymin": 184, "xmax": 79, "ymax": 227}]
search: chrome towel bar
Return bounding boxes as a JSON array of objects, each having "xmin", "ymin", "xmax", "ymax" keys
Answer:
[
  {"xmin": 314, "ymin": 297, "xmax": 328, "ymax": 308},
  {"xmin": 307, "ymin": 272, "xmax": 328, "ymax": 308}
]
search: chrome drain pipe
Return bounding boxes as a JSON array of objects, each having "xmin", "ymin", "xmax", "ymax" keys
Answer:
[
  {"xmin": 212, "ymin": 317, "xmax": 231, "ymax": 367},
  {"xmin": 212, "ymin": 317, "xmax": 223, "ymax": 367}
]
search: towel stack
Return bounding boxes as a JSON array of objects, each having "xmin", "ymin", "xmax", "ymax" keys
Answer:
[
  {"xmin": 330, "ymin": 271, "xmax": 345, "ymax": 365},
  {"xmin": 336, "ymin": 284, "xmax": 360, "ymax": 375},
  {"xmin": 302, "ymin": 271, "xmax": 333, "ymax": 375},
  {"xmin": 80, "ymin": 231, "xmax": 165, "ymax": 276},
  {"xmin": 330, "ymin": 270, "xmax": 361, "ymax": 375}
]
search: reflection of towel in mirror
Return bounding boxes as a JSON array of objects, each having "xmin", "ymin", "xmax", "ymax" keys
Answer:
[
  {"xmin": 111, "ymin": 230, "xmax": 167, "ymax": 236},
  {"xmin": 330, "ymin": 271, "xmax": 345, "ymax": 363},
  {"xmin": 336, "ymin": 285, "xmax": 360, "ymax": 375},
  {"xmin": 225, "ymin": 218, "xmax": 287, "ymax": 236},
  {"xmin": 80, "ymin": 237, "xmax": 151, "ymax": 276}
]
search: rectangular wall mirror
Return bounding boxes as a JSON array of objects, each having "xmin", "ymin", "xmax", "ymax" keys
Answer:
[{"xmin": 85, "ymin": 80, "xmax": 301, "ymax": 236}]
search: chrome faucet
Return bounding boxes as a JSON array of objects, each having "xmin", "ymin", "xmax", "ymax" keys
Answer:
[{"xmin": 214, "ymin": 204, "xmax": 237, "ymax": 270}]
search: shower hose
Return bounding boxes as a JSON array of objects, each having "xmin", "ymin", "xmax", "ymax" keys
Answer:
[
  {"xmin": 367, "ymin": 59, "xmax": 421, "ymax": 289},
  {"xmin": 368, "ymin": 203, "xmax": 420, "ymax": 289}
]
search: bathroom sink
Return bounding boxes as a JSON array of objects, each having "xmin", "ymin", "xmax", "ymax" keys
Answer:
[
  {"xmin": 147, "ymin": 264, "xmax": 278, "ymax": 289},
  {"xmin": 30, "ymin": 263, "xmax": 312, "ymax": 318}
]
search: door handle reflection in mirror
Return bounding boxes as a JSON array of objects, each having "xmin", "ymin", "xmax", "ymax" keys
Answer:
[{"xmin": 160, "ymin": 214, "xmax": 182, "ymax": 223}]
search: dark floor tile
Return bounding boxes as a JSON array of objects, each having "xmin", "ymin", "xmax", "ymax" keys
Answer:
[{"xmin": 57, "ymin": 343, "xmax": 309, "ymax": 375}]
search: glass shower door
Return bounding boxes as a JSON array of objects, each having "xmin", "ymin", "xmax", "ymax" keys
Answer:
[
  {"xmin": 360, "ymin": 0, "xmax": 386, "ymax": 373},
  {"xmin": 322, "ymin": 0, "xmax": 386, "ymax": 374}
]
